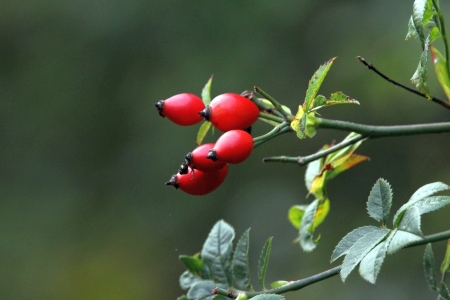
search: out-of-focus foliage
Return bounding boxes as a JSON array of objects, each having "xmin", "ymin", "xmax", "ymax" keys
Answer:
[{"xmin": 1, "ymin": 1, "xmax": 449, "ymax": 299}]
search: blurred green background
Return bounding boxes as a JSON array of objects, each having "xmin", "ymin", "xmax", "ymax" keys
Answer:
[{"xmin": 1, "ymin": 1, "xmax": 449, "ymax": 299}]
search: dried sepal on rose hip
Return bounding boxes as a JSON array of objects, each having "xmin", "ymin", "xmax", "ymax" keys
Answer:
[
  {"xmin": 199, "ymin": 93, "xmax": 259, "ymax": 132},
  {"xmin": 206, "ymin": 129, "xmax": 254, "ymax": 164},
  {"xmin": 166, "ymin": 165, "xmax": 228, "ymax": 196},
  {"xmin": 155, "ymin": 93, "xmax": 205, "ymax": 126},
  {"xmin": 179, "ymin": 143, "xmax": 227, "ymax": 174}
]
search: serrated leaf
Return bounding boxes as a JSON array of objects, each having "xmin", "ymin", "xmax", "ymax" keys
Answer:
[
  {"xmin": 387, "ymin": 229, "xmax": 423, "ymax": 254},
  {"xmin": 411, "ymin": 34, "xmax": 431, "ymax": 98},
  {"xmin": 331, "ymin": 226, "xmax": 381, "ymax": 263},
  {"xmin": 398, "ymin": 206, "xmax": 422, "ymax": 235},
  {"xmin": 430, "ymin": 45, "xmax": 450, "ymax": 101},
  {"xmin": 326, "ymin": 92, "xmax": 360, "ymax": 106},
  {"xmin": 251, "ymin": 294, "xmax": 285, "ymax": 300},
  {"xmin": 340, "ymin": 228, "xmax": 390, "ymax": 282},
  {"xmin": 304, "ymin": 57, "xmax": 336, "ymax": 112},
  {"xmin": 411, "ymin": 0, "xmax": 429, "ymax": 45},
  {"xmin": 406, "ymin": 16, "xmax": 420, "ymax": 41},
  {"xmin": 201, "ymin": 75, "xmax": 214, "ymax": 106},
  {"xmin": 358, "ymin": 241, "xmax": 388, "ymax": 284},
  {"xmin": 201, "ymin": 220, "xmax": 235, "ymax": 287},
  {"xmin": 440, "ymin": 282, "xmax": 450, "ymax": 300},
  {"xmin": 187, "ymin": 280, "xmax": 217, "ymax": 299},
  {"xmin": 423, "ymin": 243, "xmax": 438, "ymax": 292},
  {"xmin": 179, "ymin": 253, "xmax": 206, "ymax": 277},
  {"xmin": 413, "ymin": 196, "xmax": 450, "ymax": 215},
  {"xmin": 367, "ymin": 178, "xmax": 393, "ymax": 224},
  {"xmin": 441, "ymin": 240, "xmax": 450, "ymax": 274},
  {"xmin": 270, "ymin": 280, "xmax": 290, "ymax": 289},
  {"xmin": 290, "ymin": 106, "xmax": 307, "ymax": 139},
  {"xmin": 232, "ymin": 228, "xmax": 252, "ymax": 290},
  {"xmin": 180, "ymin": 270, "xmax": 203, "ymax": 291},
  {"xmin": 309, "ymin": 94, "xmax": 327, "ymax": 111},
  {"xmin": 393, "ymin": 182, "xmax": 450, "ymax": 227},
  {"xmin": 258, "ymin": 237, "xmax": 273, "ymax": 290},
  {"xmin": 299, "ymin": 199, "xmax": 320, "ymax": 252},
  {"xmin": 197, "ymin": 121, "xmax": 212, "ymax": 145}
]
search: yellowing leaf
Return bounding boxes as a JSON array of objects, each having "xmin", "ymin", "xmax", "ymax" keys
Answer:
[
  {"xmin": 313, "ymin": 198, "xmax": 330, "ymax": 229},
  {"xmin": 290, "ymin": 105, "xmax": 307, "ymax": 139},
  {"xmin": 430, "ymin": 45, "xmax": 450, "ymax": 101}
]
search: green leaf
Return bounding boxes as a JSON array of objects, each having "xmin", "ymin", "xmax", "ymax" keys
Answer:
[
  {"xmin": 340, "ymin": 228, "xmax": 390, "ymax": 282},
  {"xmin": 423, "ymin": 243, "xmax": 438, "ymax": 292},
  {"xmin": 201, "ymin": 220, "xmax": 235, "ymax": 287},
  {"xmin": 259, "ymin": 99, "xmax": 292, "ymax": 116},
  {"xmin": 386, "ymin": 229, "xmax": 423, "ymax": 254},
  {"xmin": 331, "ymin": 226, "xmax": 381, "ymax": 263},
  {"xmin": 196, "ymin": 121, "xmax": 212, "ymax": 145},
  {"xmin": 187, "ymin": 280, "xmax": 217, "ymax": 299},
  {"xmin": 430, "ymin": 45, "xmax": 450, "ymax": 101},
  {"xmin": 411, "ymin": 0, "xmax": 430, "ymax": 45},
  {"xmin": 180, "ymin": 270, "xmax": 203, "ymax": 291},
  {"xmin": 270, "ymin": 280, "xmax": 289, "ymax": 289},
  {"xmin": 310, "ymin": 94, "xmax": 327, "ymax": 111},
  {"xmin": 236, "ymin": 293, "xmax": 249, "ymax": 300},
  {"xmin": 397, "ymin": 206, "xmax": 422, "ymax": 235},
  {"xmin": 179, "ymin": 253, "xmax": 206, "ymax": 277},
  {"xmin": 413, "ymin": 196, "xmax": 450, "ymax": 215},
  {"xmin": 393, "ymin": 182, "xmax": 450, "ymax": 227},
  {"xmin": 440, "ymin": 282, "xmax": 450, "ymax": 300},
  {"xmin": 232, "ymin": 228, "xmax": 253, "ymax": 290},
  {"xmin": 358, "ymin": 241, "xmax": 388, "ymax": 284},
  {"xmin": 326, "ymin": 92, "xmax": 360, "ymax": 106},
  {"xmin": 290, "ymin": 106, "xmax": 307, "ymax": 139},
  {"xmin": 251, "ymin": 294, "xmax": 285, "ymax": 300},
  {"xmin": 411, "ymin": 34, "xmax": 431, "ymax": 99},
  {"xmin": 367, "ymin": 178, "xmax": 393, "ymax": 224},
  {"xmin": 441, "ymin": 240, "xmax": 450, "ymax": 274},
  {"xmin": 304, "ymin": 57, "xmax": 337, "ymax": 112},
  {"xmin": 299, "ymin": 199, "xmax": 319, "ymax": 252},
  {"xmin": 406, "ymin": 16, "xmax": 420, "ymax": 41},
  {"xmin": 288, "ymin": 205, "xmax": 308, "ymax": 229},
  {"xmin": 305, "ymin": 155, "xmax": 323, "ymax": 192},
  {"xmin": 326, "ymin": 154, "xmax": 369, "ymax": 181},
  {"xmin": 258, "ymin": 237, "xmax": 273, "ymax": 290},
  {"xmin": 177, "ymin": 296, "xmax": 190, "ymax": 300},
  {"xmin": 201, "ymin": 75, "xmax": 214, "ymax": 106}
]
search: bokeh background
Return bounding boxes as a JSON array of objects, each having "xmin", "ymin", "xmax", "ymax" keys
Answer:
[{"xmin": 1, "ymin": 1, "xmax": 450, "ymax": 299}]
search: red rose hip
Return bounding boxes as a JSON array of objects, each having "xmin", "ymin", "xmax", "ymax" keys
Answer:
[
  {"xmin": 206, "ymin": 129, "xmax": 254, "ymax": 164},
  {"xmin": 179, "ymin": 143, "xmax": 227, "ymax": 174},
  {"xmin": 199, "ymin": 93, "xmax": 259, "ymax": 132},
  {"xmin": 166, "ymin": 165, "xmax": 228, "ymax": 196},
  {"xmin": 155, "ymin": 93, "xmax": 205, "ymax": 126}
]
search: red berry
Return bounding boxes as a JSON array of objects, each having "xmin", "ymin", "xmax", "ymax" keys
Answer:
[
  {"xmin": 199, "ymin": 93, "xmax": 259, "ymax": 132},
  {"xmin": 156, "ymin": 93, "xmax": 205, "ymax": 126},
  {"xmin": 179, "ymin": 143, "xmax": 227, "ymax": 174},
  {"xmin": 206, "ymin": 130, "xmax": 253, "ymax": 164},
  {"xmin": 166, "ymin": 165, "xmax": 228, "ymax": 196}
]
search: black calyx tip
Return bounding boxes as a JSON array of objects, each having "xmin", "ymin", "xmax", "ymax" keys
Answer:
[
  {"xmin": 198, "ymin": 106, "xmax": 212, "ymax": 121},
  {"xmin": 206, "ymin": 149, "xmax": 218, "ymax": 161},
  {"xmin": 244, "ymin": 126, "xmax": 252, "ymax": 134},
  {"xmin": 178, "ymin": 162, "xmax": 189, "ymax": 175},
  {"xmin": 155, "ymin": 100, "xmax": 165, "ymax": 117},
  {"xmin": 165, "ymin": 175, "xmax": 179, "ymax": 189},
  {"xmin": 184, "ymin": 152, "xmax": 193, "ymax": 163}
]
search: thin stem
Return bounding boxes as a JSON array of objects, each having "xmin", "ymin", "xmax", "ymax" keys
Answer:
[
  {"xmin": 251, "ymin": 96, "xmax": 285, "ymax": 119},
  {"xmin": 258, "ymin": 112, "xmax": 285, "ymax": 124},
  {"xmin": 213, "ymin": 229, "xmax": 450, "ymax": 299},
  {"xmin": 263, "ymin": 134, "xmax": 366, "ymax": 166},
  {"xmin": 254, "ymin": 86, "xmax": 291, "ymax": 117},
  {"xmin": 357, "ymin": 56, "xmax": 450, "ymax": 110},
  {"xmin": 432, "ymin": 0, "xmax": 450, "ymax": 77},
  {"xmin": 253, "ymin": 122, "xmax": 291, "ymax": 148},
  {"xmin": 316, "ymin": 118, "xmax": 450, "ymax": 137}
]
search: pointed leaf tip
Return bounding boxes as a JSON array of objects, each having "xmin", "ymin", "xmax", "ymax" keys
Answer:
[{"xmin": 367, "ymin": 178, "xmax": 392, "ymax": 224}]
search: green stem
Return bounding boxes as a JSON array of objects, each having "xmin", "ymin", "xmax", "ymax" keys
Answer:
[
  {"xmin": 263, "ymin": 134, "xmax": 366, "ymax": 165},
  {"xmin": 254, "ymin": 86, "xmax": 291, "ymax": 117},
  {"xmin": 432, "ymin": 0, "xmax": 450, "ymax": 77},
  {"xmin": 213, "ymin": 229, "xmax": 450, "ymax": 299},
  {"xmin": 258, "ymin": 112, "xmax": 285, "ymax": 124},
  {"xmin": 316, "ymin": 118, "xmax": 450, "ymax": 137},
  {"xmin": 251, "ymin": 96, "xmax": 285, "ymax": 119},
  {"xmin": 253, "ymin": 122, "xmax": 291, "ymax": 148}
]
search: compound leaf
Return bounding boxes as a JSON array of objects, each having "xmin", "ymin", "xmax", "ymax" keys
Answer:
[
  {"xmin": 386, "ymin": 229, "xmax": 423, "ymax": 254},
  {"xmin": 398, "ymin": 206, "xmax": 422, "ymax": 235},
  {"xmin": 340, "ymin": 228, "xmax": 390, "ymax": 282},
  {"xmin": 331, "ymin": 226, "xmax": 381, "ymax": 263}
]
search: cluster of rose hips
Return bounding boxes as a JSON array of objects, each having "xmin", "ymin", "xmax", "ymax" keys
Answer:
[{"xmin": 156, "ymin": 92, "xmax": 260, "ymax": 195}]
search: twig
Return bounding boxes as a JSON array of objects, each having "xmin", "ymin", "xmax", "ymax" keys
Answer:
[{"xmin": 356, "ymin": 56, "xmax": 450, "ymax": 110}]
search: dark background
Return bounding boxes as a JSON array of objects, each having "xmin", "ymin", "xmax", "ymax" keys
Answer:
[{"xmin": 1, "ymin": 1, "xmax": 449, "ymax": 299}]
